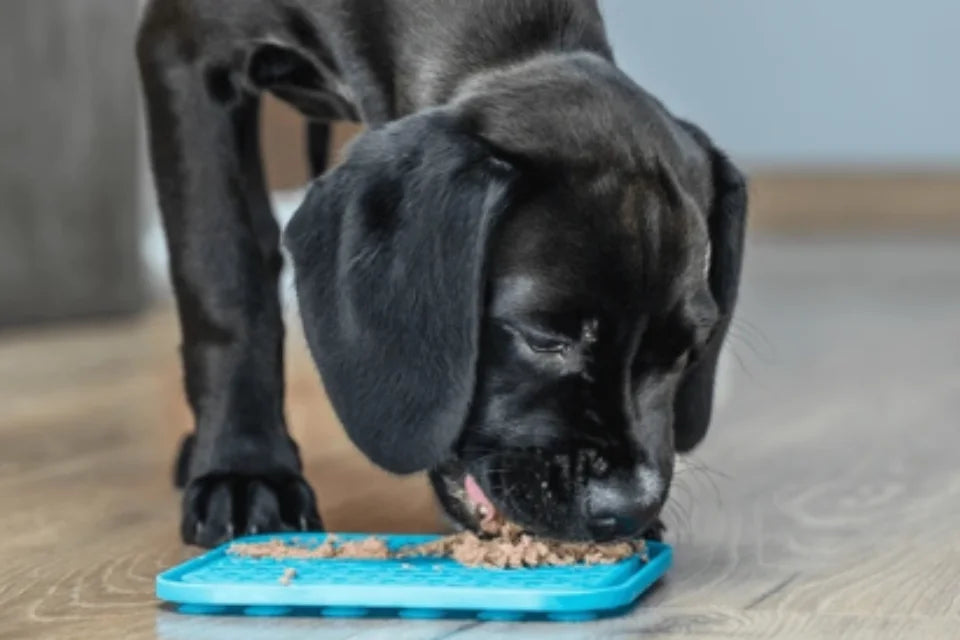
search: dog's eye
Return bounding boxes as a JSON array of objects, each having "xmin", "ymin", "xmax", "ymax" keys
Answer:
[
  {"xmin": 523, "ymin": 333, "xmax": 571, "ymax": 354},
  {"xmin": 499, "ymin": 321, "xmax": 574, "ymax": 355}
]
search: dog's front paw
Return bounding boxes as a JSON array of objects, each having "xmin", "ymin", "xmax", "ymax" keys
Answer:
[{"xmin": 181, "ymin": 474, "xmax": 323, "ymax": 547}]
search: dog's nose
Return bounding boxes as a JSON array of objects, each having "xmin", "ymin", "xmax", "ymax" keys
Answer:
[{"xmin": 586, "ymin": 469, "xmax": 661, "ymax": 541}]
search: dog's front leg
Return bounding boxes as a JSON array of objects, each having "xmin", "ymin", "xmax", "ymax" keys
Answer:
[{"xmin": 137, "ymin": 15, "xmax": 322, "ymax": 547}]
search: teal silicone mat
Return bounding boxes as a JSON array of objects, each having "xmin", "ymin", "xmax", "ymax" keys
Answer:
[{"xmin": 156, "ymin": 533, "xmax": 671, "ymax": 622}]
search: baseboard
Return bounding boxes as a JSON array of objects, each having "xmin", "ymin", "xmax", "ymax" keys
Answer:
[{"xmin": 748, "ymin": 170, "xmax": 960, "ymax": 234}]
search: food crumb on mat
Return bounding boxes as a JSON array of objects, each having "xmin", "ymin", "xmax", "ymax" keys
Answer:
[{"xmin": 278, "ymin": 567, "xmax": 297, "ymax": 585}]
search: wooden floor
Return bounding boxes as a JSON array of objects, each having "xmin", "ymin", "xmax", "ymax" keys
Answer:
[{"xmin": 1, "ymin": 237, "xmax": 959, "ymax": 640}]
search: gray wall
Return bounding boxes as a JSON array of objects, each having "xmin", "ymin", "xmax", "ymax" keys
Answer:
[
  {"xmin": 0, "ymin": 1, "xmax": 143, "ymax": 326},
  {"xmin": 601, "ymin": 0, "xmax": 960, "ymax": 166}
]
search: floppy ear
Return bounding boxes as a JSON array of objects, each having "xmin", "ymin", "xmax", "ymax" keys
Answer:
[
  {"xmin": 283, "ymin": 110, "xmax": 517, "ymax": 474},
  {"xmin": 672, "ymin": 122, "xmax": 748, "ymax": 452}
]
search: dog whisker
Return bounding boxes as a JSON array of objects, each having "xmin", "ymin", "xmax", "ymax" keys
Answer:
[
  {"xmin": 677, "ymin": 454, "xmax": 731, "ymax": 480},
  {"xmin": 724, "ymin": 344, "xmax": 757, "ymax": 381},
  {"xmin": 678, "ymin": 461, "xmax": 726, "ymax": 516},
  {"xmin": 726, "ymin": 329, "xmax": 774, "ymax": 365},
  {"xmin": 662, "ymin": 500, "xmax": 692, "ymax": 541},
  {"xmin": 680, "ymin": 456, "xmax": 727, "ymax": 508},
  {"xmin": 662, "ymin": 479, "xmax": 695, "ymax": 541},
  {"xmin": 731, "ymin": 316, "xmax": 775, "ymax": 354}
]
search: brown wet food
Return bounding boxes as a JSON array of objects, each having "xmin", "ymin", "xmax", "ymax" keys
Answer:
[
  {"xmin": 228, "ymin": 524, "xmax": 646, "ymax": 570},
  {"xmin": 230, "ymin": 535, "xmax": 390, "ymax": 561},
  {"xmin": 398, "ymin": 521, "xmax": 645, "ymax": 569}
]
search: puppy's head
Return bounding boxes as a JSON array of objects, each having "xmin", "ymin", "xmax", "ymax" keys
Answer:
[{"xmin": 285, "ymin": 54, "xmax": 746, "ymax": 541}]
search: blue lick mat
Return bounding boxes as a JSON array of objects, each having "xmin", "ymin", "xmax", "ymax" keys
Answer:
[{"xmin": 156, "ymin": 533, "xmax": 672, "ymax": 622}]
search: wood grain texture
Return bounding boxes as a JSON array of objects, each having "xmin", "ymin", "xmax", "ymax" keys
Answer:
[{"xmin": 1, "ymin": 238, "xmax": 958, "ymax": 639}]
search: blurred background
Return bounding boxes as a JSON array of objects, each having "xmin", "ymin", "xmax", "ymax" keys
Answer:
[{"xmin": 1, "ymin": 2, "xmax": 958, "ymax": 638}]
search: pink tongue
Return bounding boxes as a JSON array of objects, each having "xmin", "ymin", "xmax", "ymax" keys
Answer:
[{"xmin": 464, "ymin": 474, "xmax": 497, "ymax": 521}]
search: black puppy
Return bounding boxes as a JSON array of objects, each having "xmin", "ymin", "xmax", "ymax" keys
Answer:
[{"xmin": 137, "ymin": 0, "xmax": 746, "ymax": 547}]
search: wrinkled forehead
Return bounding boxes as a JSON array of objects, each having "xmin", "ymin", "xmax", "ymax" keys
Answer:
[{"xmin": 488, "ymin": 174, "xmax": 709, "ymax": 316}]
